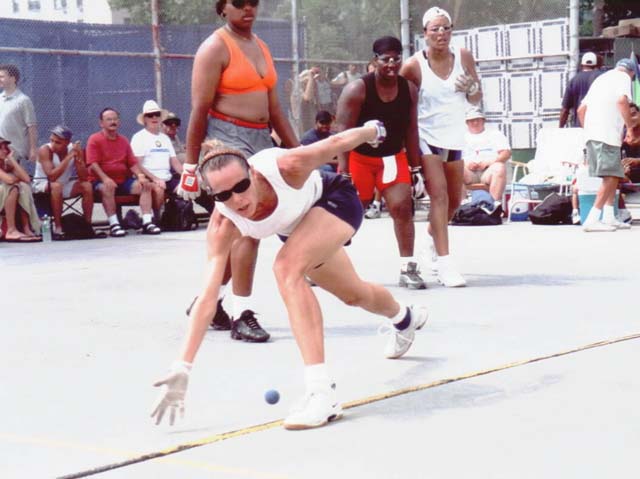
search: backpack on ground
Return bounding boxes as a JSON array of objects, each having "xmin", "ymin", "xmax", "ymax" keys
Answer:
[
  {"xmin": 528, "ymin": 193, "xmax": 572, "ymax": 225},
  {"xmin": 161, "ymin": 197, "xmax": 198, "ymax": 231},
  {"xmin": 61, "ymin": 213, "xmax": 96, "ymax": 239},
  {"xmin": 451, "ymin": 201, "xmax": 503, "ymax": 226}
]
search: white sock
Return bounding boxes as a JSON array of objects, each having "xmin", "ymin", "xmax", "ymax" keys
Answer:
[
  {"xmin": 390, "ymin": 302, "xmax": 408, "ymax": 324},
  {"xmin": 372, "ymin": 200, "xmax": 381, "ymax": 208},
  {"xmin": 232, "ymin": 293, "xmax": 253, "ymax": 318},
  {"xmin": 108, "ymin": 215, "xmax": 119, "ymax": 226},
  {"xmin": 585, "ymin": 207, "xmax": 601, "ymax": 224},
  {"xmin": 437, "ymin": 254, "xmax": 451, "ymax": 266},
  {"xmin": 142, "ymin": 213, "xmax": 153, "ymax": 224},
  {"xmin": 304, "ymin": 363, "xmax": 331, "ymax": 392},
  {"xmin": 602, "ymin": 205, "xmax": 615, "ymax": 222},
  {"xmin": 572, "ymin": 208, "xmax": 579, "ymax": 215}
]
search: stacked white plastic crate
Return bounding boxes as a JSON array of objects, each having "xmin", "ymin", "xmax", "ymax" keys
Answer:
[{"xmin": 414, "ymin": 18, "xmax": 570, "ymax": 149}]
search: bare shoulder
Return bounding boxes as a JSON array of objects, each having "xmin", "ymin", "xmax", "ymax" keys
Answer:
[
  {"xmin": 196, "ymin": 31, "xmax": 228, "ymax": 63},
  {"xmin": 400, "ymin": 56, "xmax": 421, "ymax": 85},
  {"xmin": 460, "ymin": 48, "xmax": 476, "ymax": 64}
]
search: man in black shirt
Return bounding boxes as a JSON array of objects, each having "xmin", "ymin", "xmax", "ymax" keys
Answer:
[
  {"xmin": 336, "ymin": 36, "xmax": 426, "ymax": 289},
  {"xmin": 559, "ymin": 52, "xmax": 602, "ymax": 128}
]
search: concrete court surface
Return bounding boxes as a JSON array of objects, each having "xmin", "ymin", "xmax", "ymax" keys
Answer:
[{"xmin": 1, "ymin": 213, "xmax": 639, "ymax": 479}]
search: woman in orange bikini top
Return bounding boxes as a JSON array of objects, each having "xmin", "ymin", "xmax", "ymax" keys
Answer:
[{"xmin": 184, "ymin": 0, "xmax": 298, "ymax": 168}]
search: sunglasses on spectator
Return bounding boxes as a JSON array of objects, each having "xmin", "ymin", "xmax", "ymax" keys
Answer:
[
  {"xmin": 144, "ymin": 111, "xmax": 162, "ymax": 118},
  {"xmin": 211, "ymin": 177, "xmax": 251, "ymax": 202},
  {"xmin": 426, "ymin": 25, "xmax": 453, "ymax": 34},
  {"xmin": 376, "ymin": 54, "xmax": 402, "ymax": 64},
  {"xmin": 230, "ymin": 0, "xmax": 259, "ymax": 9}
]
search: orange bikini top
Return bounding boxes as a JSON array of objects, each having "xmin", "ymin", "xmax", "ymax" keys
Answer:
[{"xmin": 216, "ymin": 27, "xmax": 277, "ymax": 95}]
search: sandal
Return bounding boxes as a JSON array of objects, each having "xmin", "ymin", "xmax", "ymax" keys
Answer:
[
  {"xmin": 109, "ymin": 224, "xmax": 127, "ymax": 237},
  {"xmin": 53, "ymin": 231, "xmax": 67, "ymax": 241},
  {"xmin": 142, "ymin": 222, "xmax": 161, "ymax": 235}
]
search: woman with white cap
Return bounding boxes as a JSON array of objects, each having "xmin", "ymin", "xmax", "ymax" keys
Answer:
[{"xmin": 401, "ymin": 6, "xmax": 482, "ymax": 287}]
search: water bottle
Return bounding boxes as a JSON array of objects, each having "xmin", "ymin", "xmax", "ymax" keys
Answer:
[{"xmin": 41, "ymin": 215, "xmax": 52, "ymax": 243}]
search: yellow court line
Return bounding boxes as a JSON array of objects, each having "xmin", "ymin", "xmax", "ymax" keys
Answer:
[{"xmin": 42, "ymin": 331, "xmax": 640, "ymax": 478}]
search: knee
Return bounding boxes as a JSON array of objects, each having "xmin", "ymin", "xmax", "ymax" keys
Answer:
[
  {"xmin": 273, "ymin": 256, "xmax": 304, "ymax": 291},
  {"xmin": 427, "ymin": 183, "xmax": 448, "ymax": 204},
  {"xmin": 81, "ymin": 181, "xmax": 93, "ymax": 196},
  {"xmin": 49, "ymin": 182, "xmax": 62, "ymax": 196},
  {"xmin": 387, "ymin": 200, "xmax": 412, "ymax": 220},
  {"xmin": 494, "ymin": 164, "xmax": 506, "ymax": 179}
]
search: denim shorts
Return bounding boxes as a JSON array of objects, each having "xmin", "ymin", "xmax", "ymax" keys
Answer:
[{"xmin": 93, "ymin": 176, "xmax": 136, "ymax": 195}]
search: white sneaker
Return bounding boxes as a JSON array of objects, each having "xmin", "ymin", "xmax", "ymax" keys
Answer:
[
  {"xmin": 364, "ymin": 203, "xmax": 381, "ymax": 219},
  {"xmin": 380, "ymin": 305, "xmax": 428, "ymax": 359},
  {"xmin": 618, "ymin": 209, "xmax": 632, "ymax": 224},
  {"xmin": 437, "ymin": 262, "xmax": 466, "ymax": 287},
  {"xmin": 399, "ymin": 262, "xmax": 427, "ymax": 289},
  {"xmin": 571, "ymin": 210, "xmax": 581, "ymax": 225},
  {"xmin": 603, "ymin": 219, "xmax": 631, "ymax": 230},
  {"xmin": 283, "ymin": 384, "xmax": 343, "ymax": 430},
  {"xmin": 583, "ymin": 221, "xmax": 616, "ymax": 232}
]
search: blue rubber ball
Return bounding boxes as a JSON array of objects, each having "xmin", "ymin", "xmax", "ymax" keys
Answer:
[{"xmin": 265, "ymin": 389, "xmax": 280, "ymax": 404}]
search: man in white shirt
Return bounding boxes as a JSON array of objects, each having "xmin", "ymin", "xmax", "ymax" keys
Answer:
[
  {"xmin": 462, "ymin": 107, "xmax": 511, "ymax": 202},
  {"xmin": 131, "ymin": 100, "xmax": 183, "ymax": 220},
  {"xmin": 0, "ymin": 64, "xmax": 38, "ymax": 176},
  {"xmin": 577, "ymin": 58, "xmax": 638, "ymax": 232}
]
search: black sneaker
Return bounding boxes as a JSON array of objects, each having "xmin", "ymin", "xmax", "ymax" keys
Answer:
[
  {"xmin": 185, "ymin": 297, "xmax": 232, "ymax": 331},
  {"xmin": 231, "ymin": 310, "xmax": 270, "ymax": 342}
]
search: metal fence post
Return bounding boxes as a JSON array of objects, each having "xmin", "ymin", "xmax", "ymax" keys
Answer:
[{"xmin": 151, "ymin": 0, "xmax": 163, "ymax": 106}]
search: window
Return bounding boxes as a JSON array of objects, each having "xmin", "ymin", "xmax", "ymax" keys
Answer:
[
  {"xmin": 54, "ymin": 0, "xmax": 68, "ymax": 9},
  {"xmin": 12, "ymin": 0, "xmax": 19, "ymax": 13},
  {"xmin": 28, "ymin": 1, "xmax": 41, "ymax": 12},
  {"xmin": 77, "ymin": 0, "xmax": 83, "ymax": 12}
]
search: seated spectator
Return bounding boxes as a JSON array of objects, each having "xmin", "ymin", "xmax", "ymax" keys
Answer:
[
  {"xmin": 33, "ymin": 125, "xmax": 93, "ymax": 239},
  {"xmin": 131, "ymin": 100, "xmax": 183, "ymax": 221},
  {"xmin": 86, "ymin": 107, "xmax": 161, "ymax": 237},
  {"xmin": 0, "ymin": 136, "xmax": 41, "ymax": 242},
  {"xmin": 162, "ymin": 112, "xmax": 186, "ymax": 164},
  {"xmin": 300, "ymin": 110, "xmax": 336, "ymax": 172},
  {"xmin": 462, "ymin": 107, "xmax": 511, "ymax": 202}
]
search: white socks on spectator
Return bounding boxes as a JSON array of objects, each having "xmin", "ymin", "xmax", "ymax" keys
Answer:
[
  {"xmin": 585, "ymin": 207, "xmax": 602, "ymax": 224},
  {"xmin": 142, "ymin": 213, "xmax": 153, "ymax": 225},
  {"xmin": 232, "ymin": 293, "xmax": 253, "ymax": 318},
  {"xmin": 108, "ymin": 214, "xmax": 119, "ymax": 226},
  {"xmin": 602, "ymin": 205, "xmax": 615, "ymax": 223},
  {"xmin": 218, "ymin": 284, "xmax": 227, "ymax": 301}
]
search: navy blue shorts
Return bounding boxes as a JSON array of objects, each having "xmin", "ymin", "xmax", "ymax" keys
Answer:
[
  {"xmin": 422, "ymin": 143, "xmax": 462, "ymax": 162},
  {"xmin": 278, "ymin": 171, "xmax": 363, "ymax": 245},
  {"xmin": 93, "ymin": 176, "xmax": 136, "ymax": 195}
]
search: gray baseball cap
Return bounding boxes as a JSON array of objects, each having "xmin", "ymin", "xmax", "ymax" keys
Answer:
[{"xmin": 50, "ymin": 125, "xmax": 73, "ymax": 141}]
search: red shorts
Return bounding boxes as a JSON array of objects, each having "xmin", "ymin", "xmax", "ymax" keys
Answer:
[{"xmin": 349, "ymin": 150, "xmax": 410, "ymax": 201}]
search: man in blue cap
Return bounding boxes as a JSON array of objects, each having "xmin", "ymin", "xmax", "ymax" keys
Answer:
[{"xmin": 577, "ymin": 58, "xmax": 638, "ymax": 232}]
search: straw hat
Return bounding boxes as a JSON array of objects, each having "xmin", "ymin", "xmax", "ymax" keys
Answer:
[{"xmin": 136, "ymin": 100, "xmax": 168, "ymax": 125}]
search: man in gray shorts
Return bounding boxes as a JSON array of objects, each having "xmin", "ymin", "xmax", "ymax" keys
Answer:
[{"xmin": 578, "ymin": 58, "xmax": 638, "ymax": 232}]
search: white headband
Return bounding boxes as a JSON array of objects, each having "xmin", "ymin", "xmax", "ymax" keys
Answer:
[{"xmin": 422, "ymin": 7, "xmax": 452, "ymax": 28}]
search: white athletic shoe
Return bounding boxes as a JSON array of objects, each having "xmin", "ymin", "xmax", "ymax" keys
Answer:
[
  {"xmin": 399, "ymin": 262, "xmax": 427, "ymax": 289},
  {"xmin": 603, "ymin": 219, "xmax": 631, "ymax": 230},
  {"xmin": 436, "ymin": 262, "xmax": 466, "ymax": 288},
  {"xmin": 380, "ymin": 305, "xmax": 428, "ymax": 359},
  {"xmin": 364, "ymin": 203, "xmax": 381, "ymax": 219},
  {"xmin": 618, "ymin": 209, "xmax": 632, "ymax": 224},
  {"xmin": 571, "ymin": 210, "xmax": 581, "ymax": 225},
  {"xmin": 283, "ymin": 384, "xmax": 343, "ymax": 430},
  {"xmin": 583, "ymin": 221, "xmax": 616, "ymax": 232},
  {"xmin": 427, "ymin": 242, "xmax": 438, "ymax": 272}
]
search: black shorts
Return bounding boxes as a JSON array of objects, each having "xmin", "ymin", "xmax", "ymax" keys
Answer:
[{"xmin": 278, "ymin": 171, "xmax": 363, "ymax": 244}]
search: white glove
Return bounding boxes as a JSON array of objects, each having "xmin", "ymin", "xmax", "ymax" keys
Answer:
[
  {"xmin": 411, "ymin": 166, "xmax": 426, "ymax": 199},
  {"xmin": 177, "ymin": 163, "xmax": 200, "ymax": 201},
  {"xmin": 363, "ymin": 120, "xmax": 386, "ymax": 148},
  {"xmin": 151, "ymin": 361, "xmax": 192, "ymax": 426},
  {"xmin": 454, "ymin": 74, "xmax": 480, "ymax": 96}
]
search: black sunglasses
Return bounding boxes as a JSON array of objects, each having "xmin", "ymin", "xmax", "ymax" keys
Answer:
[
  {"xmin": 230, "ymin": 0, "xmax": 259, "ymax": 9},
  {"xmin": 145, "ymin": 111, "xmax": 162, "ymax": 118},
  {"xmin": 211, "ymin": 177, "xmax": 251, "ymax": 202}
]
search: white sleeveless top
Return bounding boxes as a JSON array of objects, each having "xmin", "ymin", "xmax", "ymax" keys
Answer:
[
  {"xmin": 216, "ymin": 148, "xmax": 323, "ymax": 239},
  {"xmin": 33, "ymin": 143, "xmax": 76, "ymax": 190},
  {"xmin": 414, "ymin": 45, "xmax": 467, "ymax": 150}
]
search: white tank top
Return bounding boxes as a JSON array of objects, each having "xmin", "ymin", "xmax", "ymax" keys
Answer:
[
  {"xmin": 33, "ymin": 143, "xmax": 76, "ymax": 188},
  {"xmin": 414, "ymin": 45, "xmax": 467, "ymax": 150},
  {"xmin": 216, "ymin": 148, "xmax": 323, "ymax": 239}
]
